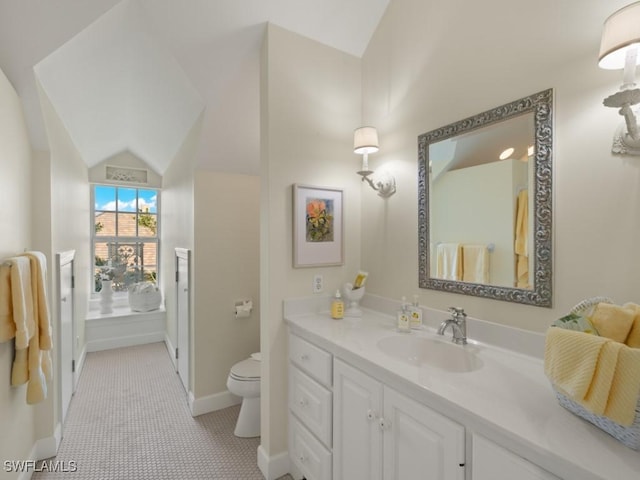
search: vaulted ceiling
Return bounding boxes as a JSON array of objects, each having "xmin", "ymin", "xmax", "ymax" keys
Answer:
[{"xmin": 0, "ymin": 0, "xmax": 390, "ymax": 175}]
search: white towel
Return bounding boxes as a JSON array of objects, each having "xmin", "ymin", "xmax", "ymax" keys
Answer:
[
  {"xmin": 436, "ymin": 243, "xmax": 462, "ymax": 281},
  {"xmin": 462, "ymin": 245, "xmax": 489, "ymax": 283}
]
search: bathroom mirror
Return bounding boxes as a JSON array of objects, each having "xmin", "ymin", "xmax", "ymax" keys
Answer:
[{"xmin": 418, "ymin": 89, "xmax": 552, "ymax": 307}]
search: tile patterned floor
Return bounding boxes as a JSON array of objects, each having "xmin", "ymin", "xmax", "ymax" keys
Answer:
[{"xmin": 32, "ymin": 343, "xmax": 293, "ymax": 480}]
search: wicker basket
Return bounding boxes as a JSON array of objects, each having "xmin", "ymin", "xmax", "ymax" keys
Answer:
[
  {"xmin": 550, "ymin": 296, "xmax": 640, "ymax": 450},
  {"xmin": 553, "ymin": 386, "xmax": 640, "ymax": 450},
  {"xmin": 128, "ymin": 283, "xmax": 162, "ymax": 312}
]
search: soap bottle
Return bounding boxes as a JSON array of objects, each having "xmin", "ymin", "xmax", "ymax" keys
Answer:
[
  {"xmin": 397, "ymin": 297, "xmax": 411, "ymax": 333},
  {"xmin": 331, "ymin": 290, "xmax": 344, "ymax": 320},
  {"xmin": 409, "ymin": 295, "xmax": 423, "ymax": 329}
]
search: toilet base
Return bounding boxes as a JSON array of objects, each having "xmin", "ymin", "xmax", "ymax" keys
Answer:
[{"xmin": 234, "ymin": 396, "xmax": 261, "ymax": 438}]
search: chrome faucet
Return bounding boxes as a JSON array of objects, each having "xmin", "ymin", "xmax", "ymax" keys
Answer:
[{"xmin": 437, "ymin": 307, "xmax": 467, "ymax": 345}]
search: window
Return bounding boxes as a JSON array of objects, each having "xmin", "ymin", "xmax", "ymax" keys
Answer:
[{"xmin": 92, "ymin": 185, "xmax": 159, "ymax": 293}]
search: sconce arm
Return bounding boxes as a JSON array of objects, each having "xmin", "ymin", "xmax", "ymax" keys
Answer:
[{"xmin": 358, "ymin": 171, "xmax": 396, "ymax": 198}]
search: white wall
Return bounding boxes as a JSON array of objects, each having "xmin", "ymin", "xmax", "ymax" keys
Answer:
[
  {"xmin": 360, "ymin": 0, "xmax": 640, "ymax": 332},
  {"xmin": 260, "ymin": 23, "xmax": 362, "ymax": 462},
  {"xmin": 0, "ymin": 67, "xmax": 36, "ymax": 478},
  {"xmin": 192, "ymin": 171, "xmax": 260, "ymax": 399},
  {"xmin": 161, "ymin": 114, "xmax": 201, "ymax": 370},
  {"xmin": 37, "ymin": 78, "xmax": 92, "ymax": 445}
]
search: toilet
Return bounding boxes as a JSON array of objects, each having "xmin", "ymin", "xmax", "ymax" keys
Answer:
[{"xmin": 226, "ymin": 353, "xmax": 261, "ymax": 438}]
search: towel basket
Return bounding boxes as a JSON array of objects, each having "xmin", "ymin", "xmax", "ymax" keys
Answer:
[
  {"xmin": 552, "ymin": 386, "xmax": 640, "ymax": 450},
  {"xmin": 550, "ymin": 296, "xmax": 640, "ymax": 450}
]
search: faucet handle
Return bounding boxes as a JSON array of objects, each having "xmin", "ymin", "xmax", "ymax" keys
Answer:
[{"xmin": 448, "ymin": 307, "xmax": 466, "ymax": 318}]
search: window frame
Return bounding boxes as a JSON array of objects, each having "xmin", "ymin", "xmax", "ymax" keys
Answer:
[{"xmin": 91, "ymin": 184, "xmax": 161, "ymax": 297}]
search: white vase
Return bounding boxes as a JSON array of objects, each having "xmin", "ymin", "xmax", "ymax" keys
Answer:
[{"xmin": 100, "ymin": 280, "xmax": 114, "ymax": 314}]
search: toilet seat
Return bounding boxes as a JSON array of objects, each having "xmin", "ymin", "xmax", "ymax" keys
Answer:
[{"xmin": 230, "ymin": 358, "xmax": 260, "ymax": 381}]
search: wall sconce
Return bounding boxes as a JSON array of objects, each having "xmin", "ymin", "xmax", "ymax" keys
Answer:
[
  {"xmin": 599, "ymin": 1, "xmax": 640, "ymax": 155},
  {"xmin": 353, "ymin": 126, "xmax": 396, "ymax": 197}
]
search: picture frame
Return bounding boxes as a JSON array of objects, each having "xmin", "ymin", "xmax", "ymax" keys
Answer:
[{"xmin": 293, "ymin": 184, "xmax": 344, "ymax": 268}]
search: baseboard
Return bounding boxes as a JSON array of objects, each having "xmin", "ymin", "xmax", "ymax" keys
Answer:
[
  {"xmin": 74, "ymin": 345, "xmax": 87, "ymax": 388},
  {"xmin": 257, "ymin": 445, "xmax": 290, "ymax": 480},
  {"xmin": 86, "ymin": 332, "xmax": 165, "ymax": 352},
  {"xmin": 164, "ymin": 334, "xmax": 177, "ymax": 370},
  {"xmin": 190, "ymin": 390, "xmax": 240, "ymax": 417},
  {"xmin": 14, "ymin": 426, "xmax": 62, "ymax": 480}
]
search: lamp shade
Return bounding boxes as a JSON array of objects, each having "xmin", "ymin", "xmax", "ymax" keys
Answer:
[
  {"xmin": 353, "ymin": 126, "xmax": 379, "ymax": 154},
  {"xmin": 599, "ymin": 1, "xmax": 640, "ymax": 69}
]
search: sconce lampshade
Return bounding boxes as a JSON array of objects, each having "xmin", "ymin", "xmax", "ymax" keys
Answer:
[
  {"xmin": 599, "ymin": 1, "xmax": 640, "ymax": 69},
  {"xmin": 353, "ymin": 126, "xmax": 379, "ymax": 154}
]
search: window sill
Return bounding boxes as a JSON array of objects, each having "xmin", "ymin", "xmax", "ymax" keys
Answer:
[{"xmin": 87, "ymin": 296, "xmax": 165, "ymax": 321}]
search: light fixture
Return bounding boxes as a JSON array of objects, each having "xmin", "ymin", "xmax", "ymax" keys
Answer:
[
  {"xmin": 599, "ymin": 1, "xmax": 640, "ymax": 155},
  {"xmin": 499, "ymin": 147, "xmax": 515, "ymax": 160},
  {"xmin": 353, "ymin": 126, "xmax": 396, "ymax": 197}
]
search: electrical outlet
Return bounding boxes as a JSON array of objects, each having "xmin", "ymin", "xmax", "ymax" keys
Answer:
[{"xmin": 313, "ymin": 274, "xmax": 323, "ymax": 294}]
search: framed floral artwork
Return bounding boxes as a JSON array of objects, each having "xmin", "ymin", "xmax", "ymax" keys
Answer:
[{"xmin": 293, "ymin": 184, "xmax": 344, "ymax": 267}]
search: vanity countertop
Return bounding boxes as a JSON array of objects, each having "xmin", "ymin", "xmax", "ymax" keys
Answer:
[{"xmin": 285, "ymin": 306, "xmax": 640, "ymax": 480}]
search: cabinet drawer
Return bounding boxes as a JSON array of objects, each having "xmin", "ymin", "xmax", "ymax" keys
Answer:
[
  {"xmin": 289, "ymin": 334, "xmax": 332, "ymax": 387},
  {"xmin": 290, "ymin": 415, "xmax": 332, "ymax": 480},
  {"xmin": 289, "ymin": 365, "xmax": 332, "ymax": 447}
]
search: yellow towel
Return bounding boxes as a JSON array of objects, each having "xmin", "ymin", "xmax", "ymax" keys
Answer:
[
  {"xmin": 7, "ymin": 257, "xmax": 35, "ymax": 349},
  {"xmin": 588, "ymin": 303, "xmax": 635, "ymax": 344},
  {"xmin": 461, "ymin": 245, "xmax": 489, "ymax": 283},
  {"xmin": 545, "ymin": 327, "xmax": 640, "ymax": 427},
  {"xmin": 581, "ymin": 341, "xmax": 622, "ymax": 417},
  {"xmin": 21, "ymin": 252, "xmax": 52, "ymax": 351},
  {"xmin": 514, "ymin": 189, "xmax": 529, "ymax": 288},
  {"xmin": 0, "ymin": 263, "xmax": 16, "ymax": 342},
  {"xmin": 436, "ymin": 243, "xmax": 462, "ymax": 281},
  {"xmin": 622, "ymin": 302, "xmax": 640, "ymax": 348},
  {"xmin": 544, "ymin": 328, "xmax": 609, "ymax": 400},
  {"xmin": 606, "ymin": 345, "xmax": 640, "ymax": 426}
]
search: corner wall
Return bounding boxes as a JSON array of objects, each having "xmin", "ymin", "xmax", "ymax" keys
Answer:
[
  {"xmin": 360, "ymin": 0, "xmax": 640, "ymax": 331},
  {"xmin": 192, "ymin": 171, "xmax": 260, "ymax": 402},
  {"xmin": 260, "ymin": 23, "xmax": 362, "ymax": 470}
]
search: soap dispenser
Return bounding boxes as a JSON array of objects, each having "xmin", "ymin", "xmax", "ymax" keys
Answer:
[
  {"xmin": 408, "ymin": 295, "xmax": 424, "ymax": 329},
  {"xmin": 397, "ymin": 297, "xmax": 411, "ymax": 333},
  {"xmin": 331, "ymin": 290, "xmax": 344, "ymax": 320}
]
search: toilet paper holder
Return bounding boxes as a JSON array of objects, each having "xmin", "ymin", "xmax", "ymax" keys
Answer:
[{"xmin": 234, "ymin": 299, "xmax": 253, "ymax": 318}]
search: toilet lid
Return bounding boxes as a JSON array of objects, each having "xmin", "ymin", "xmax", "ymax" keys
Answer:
[{"xmin": 230, "ymin": 358, "xmax": 260, "ymax": 380}]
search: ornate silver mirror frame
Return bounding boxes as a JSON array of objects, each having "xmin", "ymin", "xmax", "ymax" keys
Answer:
[{"xmin": 418, "ymin": 89, "xmax": 553, "ymax": 307}]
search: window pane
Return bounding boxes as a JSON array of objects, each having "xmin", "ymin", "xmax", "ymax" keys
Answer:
[
  {"xmin": 117, "ymin": 212, "xmax": 138, "ymax": 237},
  {"xmin": 118, "ymin": 188, "xmax": 137, "ymax": 212},
  {"xmin": 137, "ymin": 212, "xmax": 157, "ymax": 237},
  {"xmin": 139, "ymin": 189, "xmax": 157, "ymax": 213},
  {"xmin": 95, "ymin": 186, "xmax": 116, "ymax": 211},
  {"xmin": 94, "ymin": 212, "xmax": 115, "ymax": 236}
]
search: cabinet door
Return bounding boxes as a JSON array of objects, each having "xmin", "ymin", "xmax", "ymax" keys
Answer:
[
  {"xmin": 333, "ymin": 359, "xmax": 383, "ymax": 480},
  {"xmin": 472, "ymin": 434, "xmax": 560, "ymax": 480},
  {"xmin": 383, "ymin": 387, "xmax": 465, "ymax": 480}
]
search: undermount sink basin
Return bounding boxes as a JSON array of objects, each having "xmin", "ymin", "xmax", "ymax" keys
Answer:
[{"xmin": 376, "ymin": 334, "xmax": 483, "ymax": 373}]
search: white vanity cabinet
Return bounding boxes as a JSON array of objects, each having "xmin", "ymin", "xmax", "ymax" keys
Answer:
[
  {"xmin": 288, "ymin": 334, "xmax": 333, "ymax": 480},
  {"xmin": 471, "ymin": 434, "xmax": 560, "ymax": 480},
  {"xmin": 333, "ymin": 358, "xmax": 465, "ymax": 480}
]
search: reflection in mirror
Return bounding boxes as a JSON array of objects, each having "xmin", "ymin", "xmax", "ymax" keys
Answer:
[{"xmin": 418, "ymin": 89, "xmax": 553, "ymax": 307}]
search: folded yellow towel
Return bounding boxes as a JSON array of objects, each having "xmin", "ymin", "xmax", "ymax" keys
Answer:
[
  {"xmin": 622, "ymin": 302, "xmax": 640, "ymax": 348},
  {"xmin": 581, "ymin": 340, "xmax": 622, "ymax": 417},
  {"xmin": 544, "ymin": 328, "xmax": 609, "ymax": 400},
  {"xmin": 588, "ymin": 303, "xmax": 635, "ymax": 343},
  {"xmin": 606, "ymin": 345, "xmax": 640, "ymax": 426},
  {"xmin": 20, "ymin": 252, "xmax": 52, "ymax": 351}
]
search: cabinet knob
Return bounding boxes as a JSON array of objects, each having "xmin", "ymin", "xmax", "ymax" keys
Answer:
[
  {"xmin": 299, "ymin": 454, "xmax": 306, "ymax": 463},
  {"xmin": 379, "ymin": 417, "xmax": 391, "ymax": 430},
  {"xmin": 300, "ymin": 353, "xmax": 309, "ymax": 361},
  {"xmin": 366, "ymin": 409, "xmax": 377, "ymax": 420},
  {"xmin": 299, "ymin": 397, "xmax": 308, "ymax": 408}
]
